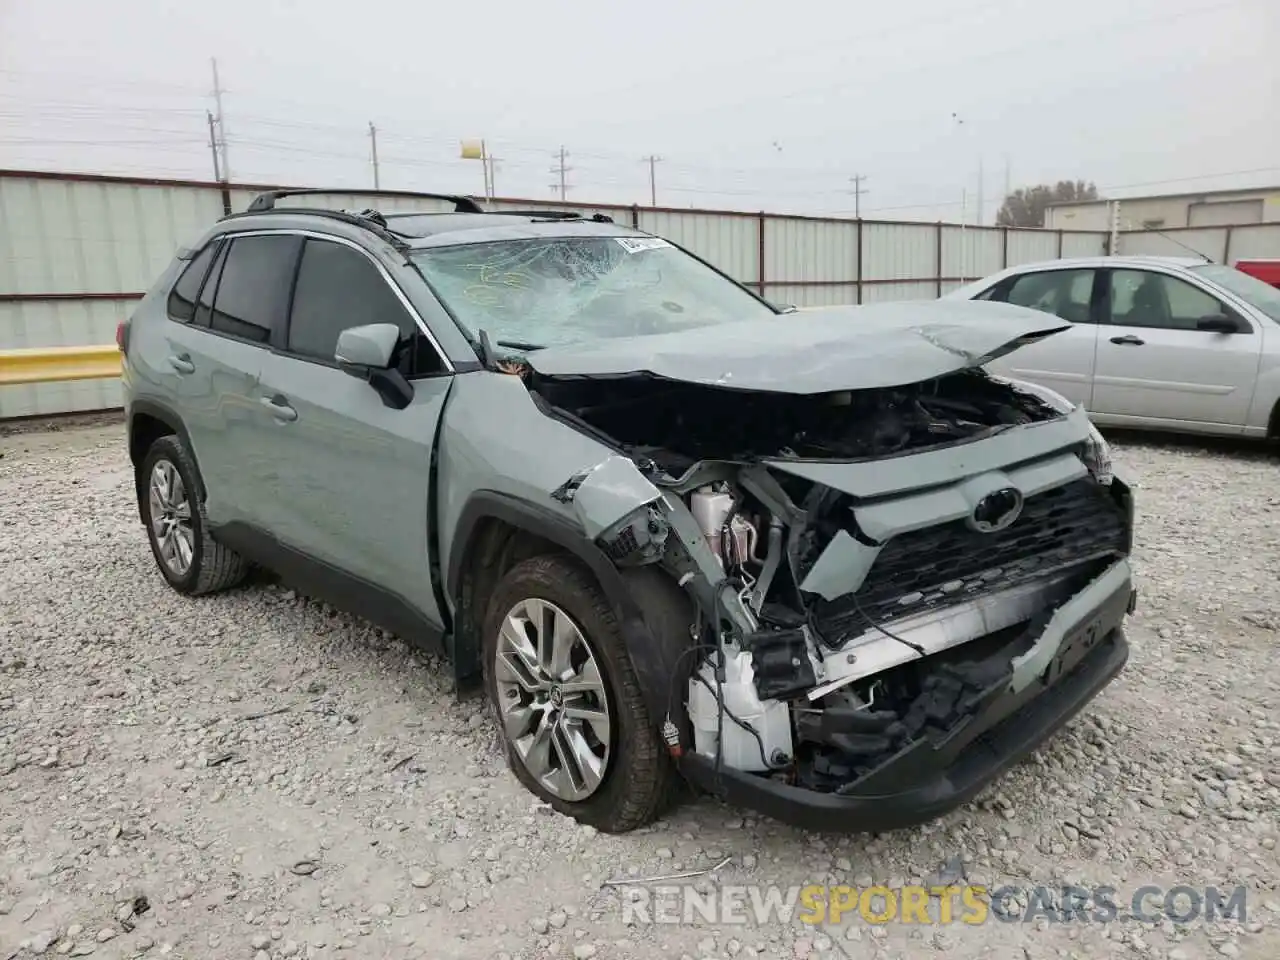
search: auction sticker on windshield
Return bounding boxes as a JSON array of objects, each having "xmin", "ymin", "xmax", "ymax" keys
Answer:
[{"xmin": 615, "ymin": 237, "xmax": 672, "ymax": 253}]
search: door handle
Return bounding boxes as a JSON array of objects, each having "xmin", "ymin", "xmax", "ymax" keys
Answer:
[
  {"xmin": 260, "ymin": 396, "xmax": 298, "ymax": 422},
  {"xmin": 167, "ymin": 354, "xmax": 195, "ymax": 374},
  {"xmin": 1109, "ymin": 334, "xmax": 1145, "ymax": 346}
]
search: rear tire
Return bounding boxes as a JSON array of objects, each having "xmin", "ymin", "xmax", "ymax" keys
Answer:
[
  {"xmin": 139, "ymin": 435, "xmax": 248, "ymax": 596},
  {"xmin": 481, "ymin": 554, "xmax": 676, "ymax": 833}
]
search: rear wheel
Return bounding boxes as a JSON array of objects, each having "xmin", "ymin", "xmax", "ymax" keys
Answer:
[
  {"xmin": 481, "ymin": 554, "xmax": 675, "ymax": 832},
  {"xmin": 139, "ymin": 435, "xmax": 248, "ymax": 595}
]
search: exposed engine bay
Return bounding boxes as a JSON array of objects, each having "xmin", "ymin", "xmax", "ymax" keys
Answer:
[
  {"xmin": 531, "ymin": 365, "xmax": 1131, "ymax": 796},
  {"xmin": 531, "ymin": 367, "xmax": 1062, "ymax": 475}
]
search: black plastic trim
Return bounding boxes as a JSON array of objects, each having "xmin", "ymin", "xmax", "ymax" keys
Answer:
[
  {"xmin": 126, "ymin": 398, "xmax": 201, "ymax": 520},
  {"xmin": 209, "ymin": 521, "xmax": 446, "ymax": 653},
  {"xmin": 246, "ymin": 187, "xmax": 484, "ymax": 215}
]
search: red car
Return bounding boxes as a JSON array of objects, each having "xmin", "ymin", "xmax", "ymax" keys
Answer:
[{"xmin": 1235, "ymin": 259, "xmax": 1280, "ymax": 289}]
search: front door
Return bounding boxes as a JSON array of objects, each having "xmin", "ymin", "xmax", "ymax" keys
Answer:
[
  {"xmin": 1090, "ymin": 268, "xmax": 1262, "ymax": 429},
  {"xmin": 252, "ymin": 235, "xmax": 454, "ymax": 630}
]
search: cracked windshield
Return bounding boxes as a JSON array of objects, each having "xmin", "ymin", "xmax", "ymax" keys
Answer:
[{"xmin": 411, "ymin": 236, "xmax": 776, "ymax": 348}]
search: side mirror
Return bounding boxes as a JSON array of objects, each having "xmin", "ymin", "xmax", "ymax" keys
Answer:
[
  {"xmin": 335, "ymin": 323, "xmax": 414, "ymax": 410},
  {"xmin": 1196, "ymin": 313, "xmax": 1244, "ymax": 334},
  {"xmin": 335, "ymin": 323, "xmax": 400, "ymax": 370}
]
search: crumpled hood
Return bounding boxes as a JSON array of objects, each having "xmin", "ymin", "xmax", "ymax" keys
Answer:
[{"xmin": 526, "ymin": 300, "xmax": 1067, "ymax": 394}]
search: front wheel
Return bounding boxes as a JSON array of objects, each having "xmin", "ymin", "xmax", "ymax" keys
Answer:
[{"xmin": 481, "ymin": 554, "xmax": 675, "ymax": 832}]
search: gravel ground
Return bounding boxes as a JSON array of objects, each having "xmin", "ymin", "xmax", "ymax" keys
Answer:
[{"xmin": 2, "ymin": 424, "xmax": 1278, "ymax": 960}]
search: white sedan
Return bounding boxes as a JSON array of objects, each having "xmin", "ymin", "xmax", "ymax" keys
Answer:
[{"xmin": 945, "ymin": 256, "xmax": 1280, "ymax": 438}]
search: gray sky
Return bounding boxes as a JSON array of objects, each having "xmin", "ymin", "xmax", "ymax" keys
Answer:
[{"xmin": 1, "ymin": 0, "xmax": 1276, "ymax": 221}]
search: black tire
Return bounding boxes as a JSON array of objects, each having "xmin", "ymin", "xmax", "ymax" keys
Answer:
[
  {"xmin": 481, "ymin": 554, "xmax": 676, "ymax": 833},
  {"xmin": 139, "ymin": 434, "xmax": 248, "ymax": 596}
]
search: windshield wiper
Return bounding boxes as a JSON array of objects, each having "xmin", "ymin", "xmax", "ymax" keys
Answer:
[{"xmin": 476, "ymin": 329, "xmax": 543, "ymax": 372}]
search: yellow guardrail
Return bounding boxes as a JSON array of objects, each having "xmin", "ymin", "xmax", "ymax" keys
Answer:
[{"xmin": 0, "ymin": 345, "xmax": 122, "ymax": 386}]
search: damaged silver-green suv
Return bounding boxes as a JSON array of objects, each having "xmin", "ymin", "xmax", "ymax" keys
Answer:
[{"xmin": 121, "ymin": 189, "xmax": 1136, "ymax": 833}]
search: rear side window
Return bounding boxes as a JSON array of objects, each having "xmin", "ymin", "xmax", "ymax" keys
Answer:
[
  {"xmin": 167, "ymin": 242, "xmax": 218, "ymax": 322},
  {"xmin": 209, "ymin": 235, "xmax": 302, "ymax": 344},
  {"xmin": 999, "ymin": 269, "xmax": 1096, "ymax": 324}
]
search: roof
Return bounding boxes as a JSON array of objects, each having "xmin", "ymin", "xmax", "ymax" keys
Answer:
[
  {"xmin": 942, "ymin": 256, "xmax": 1211, "ymax": 301},
  {"xmin": 992, "ymin": 255, "xmax": 1207, "ymax": 271},
  {"xmin": 219, "ymin": 200, "xmax": 644, "ymax": 251},
  {"xmin": 1045, "ymin": 184, "xmax": 1280, "ymax": 209},
  {"xmin": 385, "ymin": 213, "xmax": 644, "ymax": 249}
]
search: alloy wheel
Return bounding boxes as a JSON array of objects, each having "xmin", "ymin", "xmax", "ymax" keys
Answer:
[
  {"xmin": 148, "ymin": 459, "xmax": 195, "ymax": 577},
  {"xmin": 493, "ymin": 597, "xmax": 613, "ymax": 801}
]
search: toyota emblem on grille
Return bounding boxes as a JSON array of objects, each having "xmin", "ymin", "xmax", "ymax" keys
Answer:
[{"xmin": 969, "ymin": 487, "xmax": 1024, "ymax": 534}]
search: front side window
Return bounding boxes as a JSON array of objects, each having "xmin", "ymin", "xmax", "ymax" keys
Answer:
[
  {"xmin": 167, "ymin": 242, "xmax": 218, "ymax": 322},
  {"xmin": 209, "ymin": 235, "xmax": 302, "ymax": 344},
  {"xmin": 1108, "ymin": 270, "xmax": 1242, "ymax": 331},
  {"xmin": 288, "ymin": 239, "xmax": 446, "ymax": 375},
  {"xmin": 998, "ymin": 269, "xmax": 1095, "ymax": 324},
  {"xmin": 410, "ymin": 235, "xmax": 775, "ymax": 349},
  {"xmin": 1189, "ymin": 264, "xmax": 1280, "ymax": 323}
]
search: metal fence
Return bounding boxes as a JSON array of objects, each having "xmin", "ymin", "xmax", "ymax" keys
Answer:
[{"xmin": 0, "ymin": 168, "xmax": 1121, "ymax": 418}]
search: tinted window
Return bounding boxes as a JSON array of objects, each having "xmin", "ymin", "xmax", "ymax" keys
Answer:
[
  {"xmin": 288, "ymin": 240, "xmax": 415, "ymax": 361},
  {"xmin": 167, "ymin": 243, "xmax": 218, "ymax": 322},
  {"xmin": 1000, "ymin": 269, "xmax": 1095, "ymax": 324},
  {"xmin": 193, "ymin": 241, "xmax": 229, "ymax": 327},
  {"xmin": 209, "ymin": 235, "xmax": 301, "ymax": 344},
  {"xmin": 1109, "ymin": 270, "xmax": 1241, "ymax": 331}
]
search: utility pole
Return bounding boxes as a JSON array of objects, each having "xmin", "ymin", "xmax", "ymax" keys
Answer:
[
  {"xmin": 549, "ymin": 146, "xmax": 571, "ymax": 201},
  {"xmin": 976, "ymin": 157, "xmax": 985, "ymax": 227},
  {"xmin": 369, "ymin": 123, "xmax": 380, "ymax": 190},
  {"xmin": 848, "ymin": 174, "xmax": 869, "ymax": 218},
  {"xmin": 642, "ymin": 155, "xmax": 663, "ymax": 206},
  {"xmin": 209, "ymin": 57, "xmax": 229, "ymax": 182},
  {"xmin": 206, "ymin": 111, "xmax": 222, "ymax": 182},
  {"xmin": 486, "ymin": 152, "xmax": 499, "ymax": 199}
]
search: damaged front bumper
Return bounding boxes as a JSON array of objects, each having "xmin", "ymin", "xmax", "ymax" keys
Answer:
[{"xmin": 678, "ymin": 557, "xmax": 1135, "ymax": 832}]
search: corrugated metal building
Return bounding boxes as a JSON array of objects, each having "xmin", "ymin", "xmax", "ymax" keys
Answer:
[{"xmin": 1046, "ymin": 186, "xmax": 1280, "ymax": 231}]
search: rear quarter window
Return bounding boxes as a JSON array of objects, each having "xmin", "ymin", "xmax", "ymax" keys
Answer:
[{"xmin": 167, "ymin": 243, "xmax": 219, "ymax": 322}]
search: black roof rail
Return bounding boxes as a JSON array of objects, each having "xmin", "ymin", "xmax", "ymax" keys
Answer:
[
  {"xmin": 218, "ymin": 207, "xmax": 411, "ymax": 250},
  {"xmin": 487, "ymin": 209, "xmax": 584, "ymax": 220},
  {"xmin": 246, "ymin": 188, "xmax": 485, "ymax": 214}
]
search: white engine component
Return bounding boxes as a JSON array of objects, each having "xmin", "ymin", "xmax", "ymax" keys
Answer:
[
  {"xmin": 689, "ymin": 486, "xmax": 755, "ymax": 567},
  {"xmin": 688, "ymin": 648, "xmax": 793, "ymax": 772}
]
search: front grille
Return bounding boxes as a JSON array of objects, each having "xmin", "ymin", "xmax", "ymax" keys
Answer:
[{"xmin": 815, "ymin": 478, "xmax": 1127, "ymax": 640}]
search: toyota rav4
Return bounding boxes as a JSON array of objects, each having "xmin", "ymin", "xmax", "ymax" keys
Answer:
[{"xmin": 121, "ymin": 189, "xmax": 1137, "ymax": 833}]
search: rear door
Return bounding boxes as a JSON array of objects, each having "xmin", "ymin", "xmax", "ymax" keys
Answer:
[
  {"xmin": 978, "ymin": 267, "xmax": 1101, "ymax": 408},
  {"xmin": 162, "ymin": 233, "xmax": 301, "ymax": 527},
  {"xmin": 1090, "ymin": 268, "xmax": 1262, "ymax": 429},
  {"xmin": 253, "ymin": 235, "xmax": 454, "ymax": 628}
]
